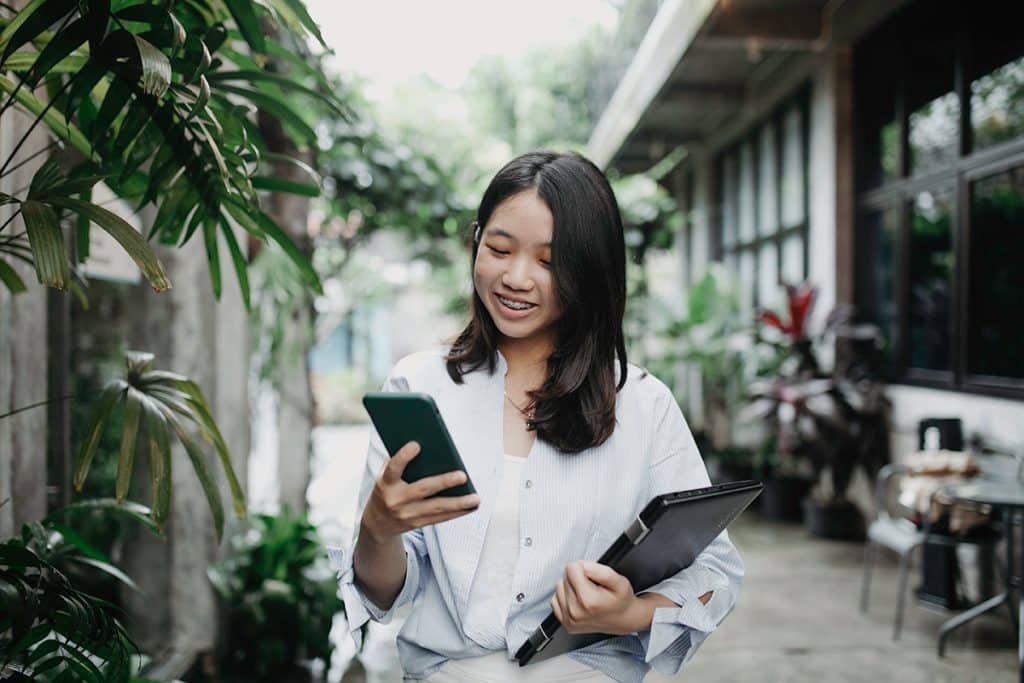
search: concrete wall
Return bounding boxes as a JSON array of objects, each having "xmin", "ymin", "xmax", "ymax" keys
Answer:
[{"xmin": 0, "ymin": 99, "xmax": 52, "ymax": 537}]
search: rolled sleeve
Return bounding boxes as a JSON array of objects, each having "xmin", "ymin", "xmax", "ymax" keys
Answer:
[
  {"xmin": 633, "ymin": 383, "xmax": 746, "ymax": 674},
  {"xmin": 637, "ymin": 532, "xmax": 744, "ymax": 673},
  {"xmin": 327, "ymin": 367, "xmax": 429, "ymax": 650},
  {"xmin": 327, "ymin": 530, "xmax": 426, "ymax": 649}
]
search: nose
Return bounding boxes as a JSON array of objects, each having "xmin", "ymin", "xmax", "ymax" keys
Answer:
[{"xmin": 501, "ymin": 256, "xmax": 536, "ymax": 291}]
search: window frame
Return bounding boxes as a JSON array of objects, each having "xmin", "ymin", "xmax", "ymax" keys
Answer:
[
  {"xmin": 714, "ymin": 87, "xmax": 811, "ymax": 315},
  {"xmin": 854, "ymin": 8, "xmax": 1024, "ymax": 399}
]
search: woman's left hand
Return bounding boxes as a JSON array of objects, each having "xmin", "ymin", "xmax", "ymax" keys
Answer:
[{"xmin": 550, "ymin": 561, "xmax": 641, "ymax": 636}]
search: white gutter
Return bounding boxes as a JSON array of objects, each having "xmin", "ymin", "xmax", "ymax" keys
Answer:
[{"xmin": 586, "ymin": 0, "xmax": 718, "ymax": 169}]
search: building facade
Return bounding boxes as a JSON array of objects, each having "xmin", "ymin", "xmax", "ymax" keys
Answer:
[{"xmin": 590, "ymin": 0, "xmax": 1024, "ymax": 461}]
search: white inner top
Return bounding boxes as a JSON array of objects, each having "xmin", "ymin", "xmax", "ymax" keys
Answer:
[{"xmin": 431, "ymin": 454, "xmax": 608, "ymax": 681}]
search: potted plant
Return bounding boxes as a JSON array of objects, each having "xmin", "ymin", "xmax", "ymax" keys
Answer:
[
  {"xmin": 207, "ymin": 507, "xmax": 347, "ymax": 682},
  {"xmin": 650, "ymin": 265, "xmax": 778, "ymax": 478},
  {"xmin": 745, "ymin": 284, "xmax": 891, "ymax": 538}
]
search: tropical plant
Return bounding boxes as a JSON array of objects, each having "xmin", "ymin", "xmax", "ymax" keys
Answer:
[
  {"xmin": 207, "ymin": 506, "xmax": 345, "ymax": 681},
  {"xmin": 745, "ymin": 285, "xmax": 891, "ymax": 503},
  {"xmin": 650, "ymin": 265, "xmax": 780, "ymax": 450},
  {"xmin": 73, "ymin": 350, "xmax": 244, "ymax": 540},
  {"xmin": 0, "ymin": 499, "xmax": 158, "ymax": 682},
  {"xmin": 0, "ymin": 0, "xmax": 348, "ymax": 302}
]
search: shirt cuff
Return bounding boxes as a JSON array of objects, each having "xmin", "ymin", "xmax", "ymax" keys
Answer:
[
  {"xmin": 638, "ymin": 566, "xmax": 730, "ymax": 674},
  {"xmin": 327, "ymin": 540, "xmax": 421, "ymax": 649}
]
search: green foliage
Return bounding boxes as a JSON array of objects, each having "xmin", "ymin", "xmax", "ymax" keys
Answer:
[
  {"xmin": 73, "ymin": 351, "xmax": 245, "ymax": 539},
  {"xmin": 0, "ymin": 502, "xmax": 156, "ymax": 682},
  {"xmin": 0, "ymin": 0, "xmax": 347, "ymax": 302},
  {"xmin": 207, "ymin": 507, "xmax": 344, "ymax": 680}
]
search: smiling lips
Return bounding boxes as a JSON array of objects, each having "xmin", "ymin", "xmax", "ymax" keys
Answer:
[{"xmin": 495, "ymin": 293, "xmax": 537, "ymax": 316}]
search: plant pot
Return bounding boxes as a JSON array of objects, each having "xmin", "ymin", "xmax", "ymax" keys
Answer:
[
  {"xmin": 802, "ymin": 498, "xmax": 865, "ymax": 540},
  {"xmin": 759, "ymin": 474, "xmax": 811, "ymax": 522}
]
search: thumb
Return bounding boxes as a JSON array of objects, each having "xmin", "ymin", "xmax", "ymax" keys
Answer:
[{"xmin": 384, "ymin": 441, "xmax": 420, "ymax": 482}]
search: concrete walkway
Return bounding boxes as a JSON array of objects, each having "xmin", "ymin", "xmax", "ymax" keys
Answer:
[{"xmin": 312, "ymin": 426, "xmax": 1018, "ymax": 682}]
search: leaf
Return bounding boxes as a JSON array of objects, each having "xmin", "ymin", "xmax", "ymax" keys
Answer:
[
  {"xmin": 20, "ymin": 200, "xmax": 69, "ymax": 290},
  {"xmin": 206, "ymin": 69, "xmax": 344, "ymax": 117},
  {"xmin": 140, "ymin": 398, "xmax": 171, "ymax": 530},
  {"xmin": 67, "ymin": 556, "xmax": 140, "ymax": 593},
  {"xmin": 223, "ymin": 198, "xmax": 320, "ymax": 293},
  {"xmin": 24, "ymin": 17, "xmax": 88, "ymax": 86},
  {"xmin": 212, "ymin": 85, "xmax": 317, "ymax": 143},
  {"xmin": 171, "ymin": 377, "xmax": 246, "ymax": 516},
  {"xmin": 47, "ymin": 498, "xmax": 158, "ymax": 535},
  {"xmin": 115, "ymin": 391, "xmax": 143, "ymax": 502},
  {"xmin": 46, "ymin": 197, "xmax": 171, "ymax": 291},
  {"xmin": 266, "ymin": 0, "xmax": 327, "ymax": 48},
  {"xmin": 0, "ymin": 75, "xmax": 94, "ymax": 159},
  {"xmin": 0, "ymin": 258, "xmax": 27, "ymax": 294},
  {"xmin": 91, "ymin": 79, "xmax": 133, "ymax": 145},
  {"xmin": 220, "ymin": 220, "xmax": 250, "ymax": 309},
  {"xmin": 223, "ymin": 0, "xmax": 266, "ymax": 53},
  {"xmin": 172, "ymin": 422, "xmax": 225, "ymax": 541},
  {"xmin": 202, "ymin": 217, "xmax": 221, "ymax": 299},
  {"xmin": 132, "ymin": 35, "xmax": 171, "ymax": 98},
  {"xmin": 73, "ymin": 381, "xmax": 127, "ymax": 491},
  {"xmin": 0, "ymin": 0, "xmax": 77, "ymax": 67},
  {"xmin": 251, "ymin": 175, "xmax": 320, "ymax": 197}
]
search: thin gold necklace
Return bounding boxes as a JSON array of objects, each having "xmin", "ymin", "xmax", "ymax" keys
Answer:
[{"xmin": 503, "ymin": 390, "xmax": 534, "ymax": 420}]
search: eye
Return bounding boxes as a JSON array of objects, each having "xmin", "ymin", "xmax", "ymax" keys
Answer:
[
  {"xmin": 488, "ymin": 246, "xmax": 509, "ymax": 256},
  {"xmin": 540, "ymin": 260, "xmax": 551, "ymax": 268}
]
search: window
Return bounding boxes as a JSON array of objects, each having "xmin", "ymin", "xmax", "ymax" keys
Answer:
[
  {"xmin": 716, "ymin": 92, "xmax": 809, "ymax": 317},
  {"xmin": 854, "ymin": 0, "xmax": 1024, "ymax": 395}
]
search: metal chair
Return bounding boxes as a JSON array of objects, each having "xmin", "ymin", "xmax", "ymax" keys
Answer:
[{"xmin": 860, "ymin": 463, "xmax": 926, "ymax": 639}]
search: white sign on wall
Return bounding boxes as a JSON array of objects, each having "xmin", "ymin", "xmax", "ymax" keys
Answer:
[{"xmin": 80, "ymin": 182, "xmax": 143, "ymax": 285}]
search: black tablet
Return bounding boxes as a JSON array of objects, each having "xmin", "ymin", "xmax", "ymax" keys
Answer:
[
  {"xmin": 362, "ymin": 392, "xmax": 476, "ymax": 498},
  {"xmin": 515, "ymin": 479, "xmax": 763, "ymax": 666}
]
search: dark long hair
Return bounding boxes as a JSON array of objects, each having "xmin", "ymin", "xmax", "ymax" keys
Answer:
[{"xmin": 445, "ymin": 151, "xmax": 628, "ymax": 453}]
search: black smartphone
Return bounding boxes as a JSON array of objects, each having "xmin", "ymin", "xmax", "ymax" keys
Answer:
[{"xmin": 361, "ymin": 392, "xmax": 476, "ymax": 498}]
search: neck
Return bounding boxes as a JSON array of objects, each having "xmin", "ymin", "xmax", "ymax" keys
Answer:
[{"xmin": 498, "ymin": 334, "xmax": 553, "ymax": 379}]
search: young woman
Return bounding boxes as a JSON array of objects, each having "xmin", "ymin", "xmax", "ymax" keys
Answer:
[{"xmin": 329, "ymin": 151, "xmax": 743, "ymax": 682}]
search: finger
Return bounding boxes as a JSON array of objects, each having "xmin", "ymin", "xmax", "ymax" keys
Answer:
[
  {"xmin": 404, "ymin": 493, "xmax": 480, "ymax": 521},
  {"xmin": 409, "ymin": 469, "xmax": 468, "ymax": 500},
  {"xmin": 582, "ymin": 561, "xmax": 630, "ymax": 592},
  {"xmin": 382, "ymin": 441, "xmax": 420, "ymax": 483},
  {"xmin": 550, "ymin": 591, "xmax": 565, "ymax": 625},
  {"xmin": 565, "ymin": 563, "xmax": 594, "ymax": 612},
  {"xmin": 554, "ymin": 580, "xmax": 569, "ymax": 625}
]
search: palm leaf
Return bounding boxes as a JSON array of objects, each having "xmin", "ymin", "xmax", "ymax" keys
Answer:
[
  {"xmin": 222, "ymin": 0, "xmax": 266, "ymax": 53},
  {"xmin": 220, "ymin": 220, "xmax": 250, "ymax": 309},
  {"xmin": 0, "ymin": 0, "xmax": 77, "ymax": 66},
  {"xmin": 115, "ymin": 390, "xmax": 143, "ymax": 502},
  {"xmin": 47, "ymin": 499, "xmax": 158, "ymax": 536},
  {"xmin": 46, "ymin": 196, "xmax": 171, "ymax": 291},
  {"xmin": 265, "ymin": 0, "xmax": 327, "ymax": 48},
  {"xmin": 138, "ymin": 395, "xmax": 171, "ymax": 530},
  {"xmin": 0, "ymin": 75, "xmax": 94, "ymax": 158},
  {"xmin": 73, "ymin": 380, "xmax": 127, "ymax": 491},
  {"xmin": 0, "ymin": 258, "xmax": 27, "ymax": 293},
  {"xmin": 172, "ymin": 421, "xmax": 225, "ymax": 540},
  {"xmin": 20, "ymin": 199, "xmax": 69, "ymax": 289}
]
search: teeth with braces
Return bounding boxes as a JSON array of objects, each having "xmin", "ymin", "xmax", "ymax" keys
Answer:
[{"xmin": 498, "ymin": 295, "xmax": 535, "ymax": 310}]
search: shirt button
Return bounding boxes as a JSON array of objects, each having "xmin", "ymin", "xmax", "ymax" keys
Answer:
[
  {"xmin": 524, "ymin": 480, "xmax": 532, "ymax": 489},
  {"xmin": 524, "ymin": 537, "xmax": 533, "ymax": 547},
  {"xmin": 516, "ymin": 593, "xmax": 525, "ymax": 603}
]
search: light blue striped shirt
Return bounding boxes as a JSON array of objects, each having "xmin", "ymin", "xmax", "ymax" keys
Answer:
[{"xmin": 328, "ymin": 347, "xmax": 744, "ymax": 682}]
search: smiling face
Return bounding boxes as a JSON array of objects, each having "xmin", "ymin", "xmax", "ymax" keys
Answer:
[{"xmin": 473, "ymin": 188, "xmax": 562, "ymax": 354}]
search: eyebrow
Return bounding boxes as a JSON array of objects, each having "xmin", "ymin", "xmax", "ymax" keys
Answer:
[{"xmin": 487, "ymin": 227, "xmax": 552, "ymax": 248}]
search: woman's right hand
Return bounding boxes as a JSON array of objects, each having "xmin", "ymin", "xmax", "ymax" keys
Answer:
[{"xmin": 360, "ymin": 440, "xmax": 481, "ymax": 544}]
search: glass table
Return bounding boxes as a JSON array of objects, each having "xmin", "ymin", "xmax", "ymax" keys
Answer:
[{"xmin": 937, "ymin": 478, "xmax": 1024, "ymax": 682}]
